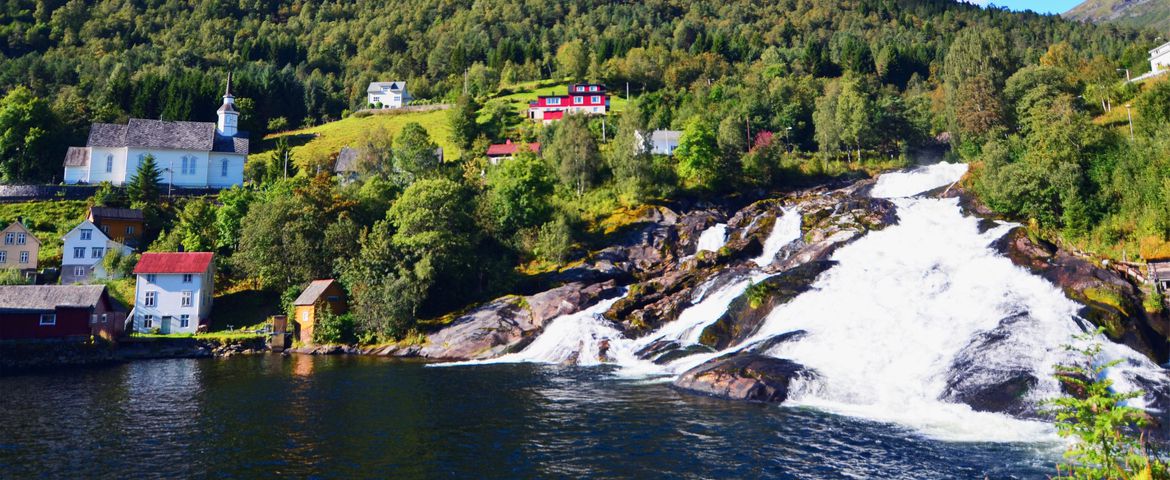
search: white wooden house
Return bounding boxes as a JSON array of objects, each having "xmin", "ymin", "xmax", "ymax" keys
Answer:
[
  {"xmin": 367, "ymin": 82, "xmax": 411, "ymax": 109},
  {"xmin": 131, "ymin": 252, "xmax": 215, "ymax": 334},
  {"xmin": 60, "ymin": 220, "xmax": 133, "ymax": 285}
]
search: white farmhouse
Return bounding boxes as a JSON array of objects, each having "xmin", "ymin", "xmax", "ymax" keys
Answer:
[
  {"xmin": 367, "ymin": 81, "xmax": 411, "ymax": 109},
  {"xmin": 62, "ymin": 75, "xmax": 248, "ymax": 189},
  {"xmin": 1152, "ymin": 40, "xmax": 1170, "ymax": 74},
  {"xmin": 635, "ymin": 130, "xmax": 683, "ymax": 155},
  {"xmin": 60, "ymin": 220, "xmax": 133, "ymax": 285},
  {"xmin": 131, "ymin": 252, "xmax": 215, "ymax": 334}
]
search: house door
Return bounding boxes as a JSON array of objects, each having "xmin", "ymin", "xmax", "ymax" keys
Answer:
[{"xmin": 162, "ymin": 316, "xmax": 175, "ymax": 334}]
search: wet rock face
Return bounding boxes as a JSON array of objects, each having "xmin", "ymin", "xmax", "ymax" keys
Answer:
[
  {"xmin": 410, "ymin": 281, "xmax": 620, "ymax": 361},
  {"xmin": 941, "ymin": 312, "xmax": 1054, "ymax": 418},
  {"xmin": 673, "ymin": 353, "xmax": 814, "ymax": 403},
  {"xmin": 698, "ymin": 261, "xmax": 836, "ymax": 350},
  {"xmin": 993, "ymin": 227, "xmax": 1168, "ymax": 363}
]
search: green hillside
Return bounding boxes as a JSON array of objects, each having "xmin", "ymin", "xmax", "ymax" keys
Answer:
[
  {"xmin": 1064, "ymin": 0, "xmax": 1170, "ymax": 32},
  {"xmin": 251, "ymin": 108, "xmax": 457, "ymax": 169}
]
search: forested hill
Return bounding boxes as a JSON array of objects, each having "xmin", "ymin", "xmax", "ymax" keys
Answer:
[
  {"xmin": 1064, "ymin": 0, "xmax": 1170, "ymax": 32},
  {"xmin": 0, "ymin": 0, "xmax": 1158, "ymax": 182}
]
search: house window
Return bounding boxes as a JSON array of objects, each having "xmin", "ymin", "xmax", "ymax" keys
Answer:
[
  {"xmin": 92, "ymin": 247, "xmax": 104, "ymax": 258},
  {"xmin": 73, "ymin": 247, "xmax": 85, "ymax": 258},
  {"xmin": 106, "ymin": 155, "xmax": 114, "ymax": 173},
  {"xmin": 181, "ymin": 291, "xmax": 193, "ymax": 307},
  {"xmin": 74, "ymin": 266, "xmax": 85, "ymax": 277},
  {"xmin": 145, "ymin": 274, "xmax": 156, "ymax": 283},
  {"xmin": 90, "ymin": 314, "xmax": 97, "ymax": 325},
  {"xmin": 144, "ymin": 291, "xmax": 157, "ymax": 307},
  {"xmin": 326, "ymin": 296, "xmax": 339, "ymax": 302},
  {"xmin": 142, "ymin": 315, "xmax": 153, "ymax": 329},
  {"xmin": 180, "ymin": 314, "xmax": 190, "ymax": 328},
  {"xmin": 100, "ymin": 225, "xmax": 109, "ymax": 233},
  {"xmin": 16, "ymin": 233, "xmax": 25, "ymax": 245},
  {"xmin": 39, "ymin": 313, "xmax": 56, "ymax": 326},
  {"xmin": 574, "ymin": 96, "xmax": 583, "ymax": 104},
  {"xmin": 101, "ymin": 313, "xmax": 108, "ymax": 324},
  {"xmin": 182, "ymin": 274, "xmax": 193, "ymax": 283},
  {"xmin": 301, "ymin": 310, "xmax": 309, "ymax": 322},
  {"xmin": 221, "ymin": 159, "xmax": 229, "ymax": 177},
  {"xmin": 547, "ymin": 97, "xmax": 561, "ymax": 106},
  {"xmin": 0, "ymin": 251, "xmax": 6, "ymax": 263},
  {"xmin": 80, "ymin": 229, "xmax": 92, "ymax": 240},
  {"xmin": 3, "ymin": 233, "xmax": 12, "ymax": 244},
  {"xmin": 19, "ymin": 251, "xmax": 28, "ymax": 264},
  {"xmin": 591, "ymin": 96, "xmax": 601, "ymax": 104},
  {"xmin": 590, "ymin": 86, "xmax": 598, "ymax": 92},
  {"xmin": 126, "ymin": 226, "xmax": 135, "ymax": 235}
]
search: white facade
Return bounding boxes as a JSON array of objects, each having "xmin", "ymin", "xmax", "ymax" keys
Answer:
[
  {"xmin": 132, "ymin": 267, "xmax": 214, "ymax": 335},
  {"xmin": 635, "ymin": 130, "xmax": 683, "ymax": 155},
  {"xmin": 367, "ymin": 82, "xmax": 410, "ymax": 108},
  {"xmin": 64, "ymin": 148, "xmax": 245, "ymax": 188},
  {"xmin": 60, "ymin": 220, "xmax": 133, "ymax": 284},
  {"xmin": 1152, "ymin": 41, "xmax": 1170, "ymax": 74}
]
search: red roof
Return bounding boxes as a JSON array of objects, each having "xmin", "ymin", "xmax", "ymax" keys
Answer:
[
  {"xmin": 134, "ymin": 252, "xmax": 214, "ymax": 274},
  {"xmin": 486, "ymin": 140, "xmax": 541, "ymax": 157}
]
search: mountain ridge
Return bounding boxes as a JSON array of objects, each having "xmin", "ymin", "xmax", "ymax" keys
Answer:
[{"xmin": 1063, "ymin": 0, "xmax": 1170, "ymax": 32}]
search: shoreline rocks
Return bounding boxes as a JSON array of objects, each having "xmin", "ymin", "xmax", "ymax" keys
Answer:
[{"xmin": 672, "ymin": 353, "xmax": 814, "ymax": 403}]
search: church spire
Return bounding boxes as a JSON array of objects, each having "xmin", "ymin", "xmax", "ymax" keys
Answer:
[{"xmin": 217, "ymin": 72, "xmax": 239, "ymax": 137}]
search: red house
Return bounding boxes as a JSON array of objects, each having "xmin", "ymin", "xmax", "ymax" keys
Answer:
[
  {"xmin": 486, "ymin": 140, "xmax": 541, "ymax": 164},
  {"xmin": 528, "ymin": 83, "xmax": 609, "ymax": 123},
  {"xmin": 0, "ymin": 285, "xmax": 125, "ymax": 341}
]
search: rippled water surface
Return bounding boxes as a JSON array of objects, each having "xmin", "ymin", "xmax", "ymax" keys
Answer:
[{"xmin": 0, "ymin": 356, "xmax": 1058, "ymax": 479}]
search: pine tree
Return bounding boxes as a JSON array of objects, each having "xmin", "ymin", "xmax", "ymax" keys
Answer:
[{"xmin": 127, "ymin": 154, "xmax": 162, "ymax": 204}]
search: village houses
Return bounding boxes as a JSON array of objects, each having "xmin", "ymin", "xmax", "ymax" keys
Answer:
[
  {"xmin": 62, "ymin": 75, "xmax": 248, "ymax": 189},
  {"xmin": 0, "ymin": 285, "xmax": 124, "ymax": 341},
  {"xmin": 131, "ymin": 252, "xmax": 215, "ymax": 334},
  {"xmin": 292, "ymin": 279, "xmax": 348, "ymax": 345},
  {"xmin": 1152, "ymin": 40, "xmax": 1170, "ymax": 74},
  {"xmin": 60, "ymin": 220, "xmax": 133, "ymax": 285},
  {"xmin": 528, "ymin": 83, "xmax": 609, "ymax": 123},
  {"xmin": 0, "ymin": 220, "xmax": 40, "ymax": 274},
  {"xmin": 367, "ymin": 81, "xmax": 411, "ymax": 109}
]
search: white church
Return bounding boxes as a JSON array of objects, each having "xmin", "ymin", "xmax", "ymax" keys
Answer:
[{"xmin": 63, "ymin": 75, "xmax": 249, "ymax": 189}]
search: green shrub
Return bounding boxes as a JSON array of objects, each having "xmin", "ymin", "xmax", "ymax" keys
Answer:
[
  {"xmin": 533, "ymin": 216, "xmax": 573, "ymax": 263},
  {"xmin": 313, "ymin": 307, "xmax": 355, "ymax": 345}
]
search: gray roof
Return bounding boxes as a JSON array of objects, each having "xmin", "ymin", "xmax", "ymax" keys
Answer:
[
  {"xmin": 650, "ymin": 130, "xmax": 682, "ymax": 143},
  {"xmin": 334, "ymin": 147, "xmax": 359, "ymax": 173},
  {"xmin": 0, "ymin": 285, "xmax": 108, "ymax": 313},
  {"xmin": 89, "ymin": 207, "xmax": 144, "ymax": 221},
  {"xmin": 367, "ymin": 81, "xmax": 407, "ymax": 94},
  {"xmin": 64, "ymin": 147, "xmax": 90, "ymax": 167},
  {"xmin": 86, "ymin": 119, "xmax": 248, "ymax": 155},
  {"xmin": 294, "ymin": 279, "xmax": 339, "ymax": 306}
]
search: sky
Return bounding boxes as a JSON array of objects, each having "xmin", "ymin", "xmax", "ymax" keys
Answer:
[{"xmin": 965, "ymin": 0, "xmax": 1084, "ymax": 14}]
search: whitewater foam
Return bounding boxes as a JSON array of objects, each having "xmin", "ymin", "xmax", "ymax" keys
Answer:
[
  {"xmin": 694, "ymin": 223, "xmax": 729, "ymax": 254},
  {"xmin": 753, "ymin": 207, "xmax": 802, "ymax": 267},
  {"xmin": 871, "ymin": 162, "xmax": 968, "ymax": 199}
]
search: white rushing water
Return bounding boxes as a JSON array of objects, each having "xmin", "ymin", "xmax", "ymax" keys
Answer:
[
  {"xmin": 753, "ymin": 207, "xmax": 802, "ymax": 267},
  {"xmin": 694, "ymin": 223, "xmax": 729, "ymax": 254},
  {"xmin": 449, "ymin": 160, "xmax": 1167, "ymax": 443}
]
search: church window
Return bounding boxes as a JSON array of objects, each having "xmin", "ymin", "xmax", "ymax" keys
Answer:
[{"xmin": 106, "ymin": 155, "xmax": 113, "ymax": 173}]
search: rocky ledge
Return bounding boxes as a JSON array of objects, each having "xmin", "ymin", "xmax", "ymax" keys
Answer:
[{"xmin": 672, "ymin": 353, "xmax": 815, "ymax": 403}]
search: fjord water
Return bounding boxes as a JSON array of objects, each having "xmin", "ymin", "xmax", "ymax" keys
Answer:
[{"xmin": 0, "ymin": 356, "xmax": 1056, "ymax": 479}]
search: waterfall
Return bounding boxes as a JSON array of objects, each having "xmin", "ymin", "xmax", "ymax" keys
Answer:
[
  {"xmin": 693, "ymin": 223, "xmax": 729, "ymax": 254},
  {"xmin": 442, "ymin": 160, "xmax": 1168, "ymax": 443},
  {"xmin": 753, "ymin": 207, "xmax": 802, "ymax": 267}
]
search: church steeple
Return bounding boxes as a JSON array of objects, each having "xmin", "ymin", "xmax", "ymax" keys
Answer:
[{"xmin": 216, "ymin": 72, "xmax": 238, "ymax": 137}]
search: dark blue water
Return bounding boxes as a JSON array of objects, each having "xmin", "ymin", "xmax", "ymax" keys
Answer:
[{"xmin": 0, "ymin": 355, "xmax": 1057, "ymax": 479}]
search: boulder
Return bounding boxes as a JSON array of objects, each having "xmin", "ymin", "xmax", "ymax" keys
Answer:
[
  {"xmin": 698, "ymin": 261, "xmax": 835, "ymax": 349},
  {"xmin": 993, "ymin": 227, "xmax": 1168, "ymax": 363},
  {"xmin": 941, "ymin": 312, "xmax": 1046, "ymax": 417},
  {"xmin": 673, "ymin": 353, "xmax": 814, "ymax": 403},
  {"xmin": 412, "ymin": 281, "xmax": 620, "ymax": 361}
]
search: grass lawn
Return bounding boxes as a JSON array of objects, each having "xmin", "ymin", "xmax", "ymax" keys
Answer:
[
  {"xmin": 249, "ymin": 109, "xmax": 458, "ymax": 170},
  {"xmin": 484, "ymin": 78, "xmax": 631, "ymax": 120},
  {"xmin": 0, "ymin": 200, "xmax": 89, "ymax": 263}
]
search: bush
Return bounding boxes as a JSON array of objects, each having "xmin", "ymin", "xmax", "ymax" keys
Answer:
[
  {"xmin": 1047, "ymin": 329, "xmax": 1168, "ymax": 479},
  {"xmin": 0, "ymin": 268, "xmax": 30, "ymax": 285},
  {"xmin": 532, "ymin": 216, "xmax": 574, "ymax": 263},
  {"xmin": 312, "ymin": 307, "xmax": 355, "ymax": 345}
]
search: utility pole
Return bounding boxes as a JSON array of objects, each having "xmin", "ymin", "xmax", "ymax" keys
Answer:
[
  {"xmin": 745, "ymin": 116, "xmax": 751, "ymax": 148},
  {"xmin": 1125, "ymin": 103, "xmax": 1135, "ymax": 141}
]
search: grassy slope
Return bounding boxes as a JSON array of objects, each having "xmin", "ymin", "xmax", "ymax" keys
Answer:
[
  {"xmin": 250, "ymin": 80, "xmax": 631, "ymax": 168},
  {"xmin": 0, "ymin": 200, "xmax": 89, "ymax": 263},
  {"xmin": 1064, "ymin": 0, "xmax": 1170, "ymax": 31},
  {"xmin": 249, "ymin": 109, "xmax": 458, "ymax": 168}
]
